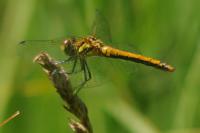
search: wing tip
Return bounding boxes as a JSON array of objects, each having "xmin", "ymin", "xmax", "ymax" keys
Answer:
[{"xmin": 18, "ymin": 40, "xmax": 26, "ymax": 45}]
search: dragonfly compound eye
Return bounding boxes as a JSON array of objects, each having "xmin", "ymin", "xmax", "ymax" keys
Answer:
[
  {"xmin": 61, "ymin": 39, "xmax": 71, "ymax": 50},
  {"xmin": 62, "ymin": 39, "xmax": 76, "ymax": 56},
  {"xmin": 61, "ymin": 39, "xmax": 70, "ymax": 51},
  {"xmin": 64, "ymin": 39, "xmax": 71, "ymax": 45}
]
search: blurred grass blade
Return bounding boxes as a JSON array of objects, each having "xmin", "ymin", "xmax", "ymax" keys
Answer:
[
  {"xmin": 173, "ymin": 41, "xmax": 200, "ymax": 128},
  {"xmin": 106, "ymin": 100, "xmax": 160, "ymax": 133},
  {"xmin": 0, "ymin": 0, "xmax": 36, "ymax": 125}
]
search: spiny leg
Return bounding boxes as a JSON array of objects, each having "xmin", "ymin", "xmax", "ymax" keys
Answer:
[
  {"xmin": 67, "ymin": 57, "xmax": 78, "ymax": 74},
  {"xmin": 56, "ymin": 56, "xmax": 81, "ymax": 74},
  {"xmin": 56, "ymin": 56, "xmax": 73, "ymax": 64},
  {"xmin": 51, "ymin": 57, "xmax": 74, "ymax": 76},
  {"xmin": 67, "ymin": 56, "xmax": 85, "ymax": 74},
  {"xmin": 73, "ymin": 58, "xmax": 91, "ymax": 94},
  {"xmin": 80, "ymin": 58, "xmax": 88, "ymax": 82},
  {"xmin": 73, "ymin": 59, "xmax": 86, "ymax": 94},
  {"xmin": 84, "ymin": 59, "xmax": 92, "ymax": 81},
  {"xmin": 80, "ymin": 58, "xmax": 91, "ymax": 82}
]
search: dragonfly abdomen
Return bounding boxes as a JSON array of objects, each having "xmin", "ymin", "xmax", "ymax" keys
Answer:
[{"xmin": 100, "ymin": 46, "xmax": 175, "ymax": 72}]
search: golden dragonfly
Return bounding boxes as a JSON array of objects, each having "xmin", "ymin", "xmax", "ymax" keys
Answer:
[{"xmin": 19, "ymin": 11, "xmax": 175, "ymax": 92}]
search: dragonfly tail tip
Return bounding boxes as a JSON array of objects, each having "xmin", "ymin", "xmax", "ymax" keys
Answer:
[
  {"xmin": 169, "ymin": 67, "xmax": 175, "ymax": 72},
  {"xmin": 165, "ymin": 65, "xmax": 175, "ymax": 72}
]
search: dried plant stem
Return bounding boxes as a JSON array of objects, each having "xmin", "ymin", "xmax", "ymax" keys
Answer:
[
  {"xmin": 0, "ymin": 111, "xmax": 20, "ymax": 127},
  {"xmin": 34, "ymin": 52, "xmax": 92, "ymax": 133}
]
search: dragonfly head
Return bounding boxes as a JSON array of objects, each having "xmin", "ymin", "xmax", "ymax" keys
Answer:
[{"xmin": 61, "ymin": 39, "xmax": 76, "ymax": 56}]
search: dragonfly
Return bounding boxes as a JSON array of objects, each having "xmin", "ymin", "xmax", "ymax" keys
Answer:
[{"xmin": 19, "ymin": 11, "xmax": 175, "ymax": 93}]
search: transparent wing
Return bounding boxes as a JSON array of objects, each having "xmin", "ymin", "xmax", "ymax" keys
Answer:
[
  {"xmin": 19, "ymin": 39, "xmax": 62, "ymax": 45},
  {"xmin": 90, "ymin": 10, "xmax": 112, "ymax": 43},
  {"xmin": 96, "ymin": 42, "xmax": 139, "ymax": 72},
  {"xmin": 89, "ymin": 10, "xmax": 140, "ymax": 88},
  {"xmin": 17, "ymin": 36, "xmax": 81, "ymax": 65},
  {"xmin": 19, "ymin": 34, "xmax": 78, "ymax": 46},
  {"xmin": 90, "ymin": 10, "xmax": 140, "ymax": 53},
  {"xmin": 68, "ymin": 69, "xmax": 103, "ymax": 91}
]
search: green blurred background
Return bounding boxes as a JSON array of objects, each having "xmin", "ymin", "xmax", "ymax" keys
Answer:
[{"xmin": 0, "ymin": 0, "xmax": 200, "ymax": 133}]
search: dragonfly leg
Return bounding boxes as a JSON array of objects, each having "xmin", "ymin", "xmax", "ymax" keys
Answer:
[
  {"xmin": 73, "ymin": 58, "xmax": 92, "ymax": 95},
  {"xmin": 67, "ymin": 57, "xmax": 78, "ymax": 74},
  {"xmin": 56, "ymin": 57, "xmax": 81, "ymax": 74},
  {"xmin": 84, "ymin": 59, "xmax": 92, "ymax": 81},
  {"xmin": 73, "ymin": 82, "xmax": 87, "ymax": 95},
  {"xmin": 80, "ymin": 59, "xmax": 88, "ymax": 82},
  {"xmin": 80, "ymin": 59, "xmax": 92, "ymax": 82},
  {"xmin": 73, "ymin": 58, "xmax": 91, "ymax": 95},
  {"xmin": 67, "ymin": 57, "xmax": 84, "ymax": 74},
  {"xmin": 73, "ymin": 61, "xmax": 86, "ymax": 94},
  {"xmin": 56, "ymin": 57, "xmax": 73, "ymax": 64}
]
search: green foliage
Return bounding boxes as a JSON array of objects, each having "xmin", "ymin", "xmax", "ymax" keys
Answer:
[{"xmin": 0, "ymin": 0, "xmax": 200, "ymax": 133}]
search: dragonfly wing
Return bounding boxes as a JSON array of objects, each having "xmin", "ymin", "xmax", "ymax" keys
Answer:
[
  {"xmin": 19, "ymin": 39, "xmax": 62, "ymax": 45},
  {"xmin": 18, "ymin": 38, "xmax": 68, "ymax": 62},
  {"xmin": 90, "ymin": 10, "xmax": 112, "ymax": 43},
  {"xmin": 90, "ymin": 10, "xmax": 140, "ymax": 53},
  {"xmin": 110, "ymin": 41, "xmax": 141, "ymax": 54}
]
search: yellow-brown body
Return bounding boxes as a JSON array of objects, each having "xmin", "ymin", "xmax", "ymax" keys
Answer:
[{"xmin": 70, "ymin": 36, "xmax": 175, "ymax": 72}]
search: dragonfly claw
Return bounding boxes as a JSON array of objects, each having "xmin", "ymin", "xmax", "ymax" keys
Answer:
[
  {"xmin": 55, "ymin": 57, "xmax": 73, "ymax": 65},
  {"xmin": 55, "ymin": 60, "xmax": 65, "ymax": 65},
  {"xmin": 73, "ymin": 84, "xmax": 84, "ymax": 95},
  {"xmin": 51, "ymin": 69, "xmax": 59, "ymax": 76}
]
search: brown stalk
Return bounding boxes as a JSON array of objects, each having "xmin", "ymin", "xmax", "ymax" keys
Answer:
[
  {"xmin": 33, "ymin": 52, "xmax": 92, "ymax": 133},
  {"xmin": 0, "ymin": 111, "xmax": 20, "ymax": 127}
]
